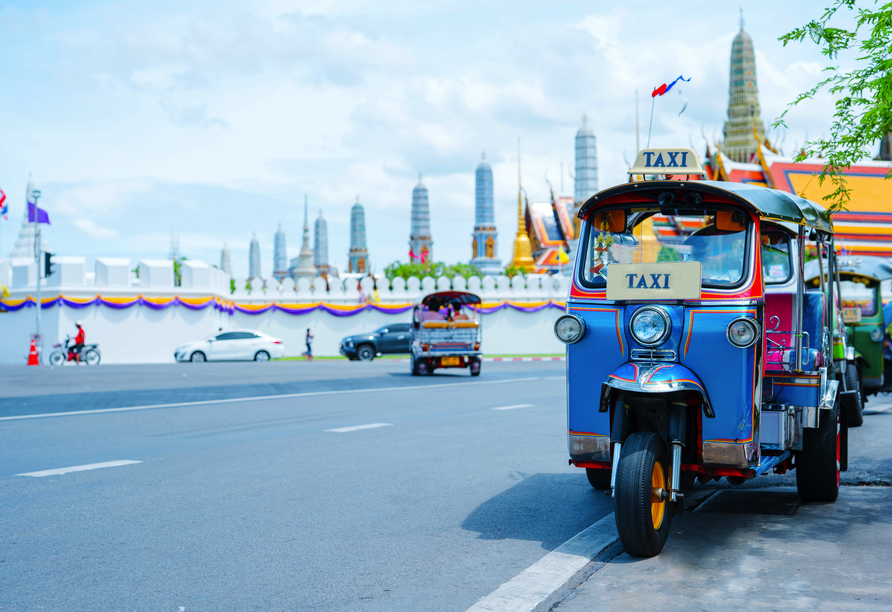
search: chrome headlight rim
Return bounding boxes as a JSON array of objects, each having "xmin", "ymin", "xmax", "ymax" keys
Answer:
[
  {"xmin": 870, "ymin": 327, "xmax": 884, "ymax": 343},
  {"xmin": 629, "ymin": 306, "xmax": 672, "ymax": 347},
  {"xmin": 726, "ymin": 317, "xmax": 761, "ymax": 348},
  {"xmin": 554, "ymin": 314, "xmax": 586, "ymax": 344}
]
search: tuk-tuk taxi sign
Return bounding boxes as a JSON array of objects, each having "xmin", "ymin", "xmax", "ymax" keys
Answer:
[
  {"xmin": 841, "ymin": 307, "xmax": 862, "ymax": 323},
  {"xmin": 607, "ymin": 262, "xmax": 702, "ymax": 300},
  {"xmin": 628, "ymin": 147, "xmax": 706, "ymax": 177}
]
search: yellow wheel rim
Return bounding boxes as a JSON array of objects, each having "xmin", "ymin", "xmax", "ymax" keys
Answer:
[{"xmin": 650, "ymin": 460, "xmax": 666, "ymax": 530}]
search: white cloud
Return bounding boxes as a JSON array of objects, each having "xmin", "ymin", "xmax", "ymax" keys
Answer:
[
  {"xmin": 72, "ymin": 218, "xmax": 121, "ymax": 239},
  {"xmin": 0, "ymin": 0, "xmax": 847, "ymax": 276}
]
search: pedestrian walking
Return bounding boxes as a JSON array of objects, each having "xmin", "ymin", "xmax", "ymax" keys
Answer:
[{"xmin": 303, "ymin": 328, "xmax": 314, "ymax": 361}]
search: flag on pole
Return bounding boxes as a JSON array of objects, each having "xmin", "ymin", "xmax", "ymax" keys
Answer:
[
  {"xmin": 0, "ymin": 189, "xmax": 7, "ymax": 219},
  {"xmin": 652, "ymin": 75, "xmax": 691, "ymax": 98},
  {"xmin": 1, "ymin": 283, "xmax": 9, "ymax": 298},
  {"xmin": 27, "ymin": 201, "xmax": 50, "ymax": 224},
  {"xmin": 557, "ymin": 249, "xmax": 570, "ymax": 265}
]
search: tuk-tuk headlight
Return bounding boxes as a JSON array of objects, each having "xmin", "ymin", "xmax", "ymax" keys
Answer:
[
  {"xmin": 726, "ymin": 317, "xmax": 761, "ymax": 348},
  {"xmin": 554, "ymin": 314, "xmax": 586, "ymax": 344},
  {"xmin": 871, "ymin": 328, "xmax": 884, "ymax": 342},
  {"xmin": 630, "ymin": 307, "xmax": 671, "ymax": 347}
]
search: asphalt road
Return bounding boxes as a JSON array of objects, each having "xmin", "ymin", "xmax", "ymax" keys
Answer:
[
  {"xmin": 2, "ymin": 360, "xmax": 608, "ymax": 611},
  {"xmin": 3, "ymin": 361, "xmax": 891, "ymax": 611}
]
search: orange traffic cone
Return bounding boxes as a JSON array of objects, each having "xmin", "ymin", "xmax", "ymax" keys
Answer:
[{"xmin": 27, "ymin": 339, "xmax": 39, "ymax": 366}]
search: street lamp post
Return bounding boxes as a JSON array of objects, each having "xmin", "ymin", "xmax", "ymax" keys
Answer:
[{"xmin": 32, "ymin": 190, "xmax": 42, "ymax": 356}]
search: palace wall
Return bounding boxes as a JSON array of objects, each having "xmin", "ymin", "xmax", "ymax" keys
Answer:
[{"xmin": 0, "ymin": 257, "xmax": 568, "ymax": 364}]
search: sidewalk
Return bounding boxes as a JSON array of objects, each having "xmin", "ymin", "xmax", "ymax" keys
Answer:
[{"xmin": 553, "ymin": 485, "xmax": 892, "ymax": 611}]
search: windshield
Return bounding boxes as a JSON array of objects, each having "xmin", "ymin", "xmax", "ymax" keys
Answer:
[
  {"xmin": 580, "ymin": 210, "xmax": 750, "ymax": 288},
  {"xmin": 840, "ymin": 280, "xmax": 877, "ymax": 317}
]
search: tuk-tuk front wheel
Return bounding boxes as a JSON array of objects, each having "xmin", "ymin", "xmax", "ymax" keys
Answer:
[
  {"xmin": 796, "ymin": 399, "xmax": 840, "ymax": 502},
  {"xmin": 614, "ymin": 432, "xmax": 674, "ymax": 558}
]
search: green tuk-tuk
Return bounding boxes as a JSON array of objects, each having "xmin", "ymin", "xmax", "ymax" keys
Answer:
[{"xmin": 806, "ymin": 255, "xmax": 892, "ymax": 426}]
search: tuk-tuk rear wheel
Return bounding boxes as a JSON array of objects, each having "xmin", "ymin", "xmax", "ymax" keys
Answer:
[
  {"xmin": 585, "ymin": 467, "xmax": 611, "ymax": 490},
  {"xmin": 614, "ymin": 432, "xmax": 674, "ymax": 558},
  {"xmin": 845, "ymin": 364, "xmax": 864, "ymax": 427},
  {"xmin": 796, "ymin": 399, "xmax": 840, "ymax": 502}
]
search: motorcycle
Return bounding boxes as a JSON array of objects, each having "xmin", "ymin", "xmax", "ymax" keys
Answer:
[{"xmin": 48, "ymin": 336, "xmax": 101, "ymax": 366}]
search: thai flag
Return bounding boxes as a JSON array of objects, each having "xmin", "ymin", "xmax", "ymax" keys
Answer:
[
  {"xmin": 0, "ymin": 189, "xmax": 6, "ymax": 220},
  {"xmin": 652, "ymin": 75, "xmax": 691, "ymax": 97}
]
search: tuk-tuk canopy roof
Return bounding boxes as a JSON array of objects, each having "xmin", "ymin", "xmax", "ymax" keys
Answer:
[
  {"xmin": 420, "ymin": 291, "xmax": 482, "ymax": 310},
  {"xmin": 805, "ymin": 255, "xmax": 892, "ymax": 283},
  {"xmin": 578, "ymin": 180, "xmax": 833, "ymax": 233}
]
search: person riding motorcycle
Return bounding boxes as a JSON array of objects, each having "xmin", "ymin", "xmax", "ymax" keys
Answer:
[{"xmin": 72, "ymin": 321, "xmax": 85, "ymax": 364}]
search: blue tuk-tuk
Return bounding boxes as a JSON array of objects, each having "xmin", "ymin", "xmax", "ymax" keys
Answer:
[{"xmin": 555, "ymin": 148, "xmax": 857, "ymax": 557}]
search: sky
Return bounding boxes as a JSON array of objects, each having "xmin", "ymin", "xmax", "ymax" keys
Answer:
[{"xmin": 0, "ymin": 0, "xmax": 856, "ymax": 279}]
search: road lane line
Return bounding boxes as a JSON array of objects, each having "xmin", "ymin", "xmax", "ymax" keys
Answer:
[
  {"xmin": 466, "ymin": 513, "xmax": 618, "ymax": 612},
  {"xmin": 17, "ymin": 460, "xmax": 142, "ymax": 478},
  {"xmin": 0, "ymin": 376, "xmax": 558, "ymax": 422},
  {"xmin": 491, "ymin": 404, "xmax": 534, "ymax": 411},
  {"xmin": 325, "ymin": 423, "xmax": 392, "ymax": 433}
]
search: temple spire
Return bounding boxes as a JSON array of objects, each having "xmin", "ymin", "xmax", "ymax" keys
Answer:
[{"xmin": 509, "ymin": 137, "xmax": 535, "ymax": 273}]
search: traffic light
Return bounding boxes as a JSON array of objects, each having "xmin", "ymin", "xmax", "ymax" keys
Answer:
[{"xmin": 44, "ymin": 252, "xmax": 55, "ymax": 278}]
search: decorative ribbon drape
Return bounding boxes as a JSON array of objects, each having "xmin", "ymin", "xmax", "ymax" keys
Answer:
[{"xmin": 0, "ymin": 295, "xmax": 566, "ymax": 317}]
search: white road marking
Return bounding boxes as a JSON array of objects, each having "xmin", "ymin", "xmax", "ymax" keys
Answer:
[
  {"xmin": 17, "ymin": 460, "xmax": 142, "ymax": 478},
  {"xmin": 0, "ymin": 376, "xmax": 555, "ymax": 422},
  {"xmin": 491, "ymin": 404, "xmax": 534, "ymax": 411},
  {"xmin": 325, "ymin": 423, "xmax": 392, "ymax": 433},
  {"xmin": 466, "ymin": 513, "xmax": 618, "ymax": 612}
]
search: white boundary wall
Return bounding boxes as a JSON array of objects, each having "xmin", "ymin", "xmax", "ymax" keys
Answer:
[{"xmin": 0, "ymin": 258, "xmax": 569, "ymax": 364}]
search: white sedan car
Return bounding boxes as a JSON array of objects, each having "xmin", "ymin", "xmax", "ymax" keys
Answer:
[{"xmin": 175, "ymin": 330, "xmax": 285, "ymax": 362}]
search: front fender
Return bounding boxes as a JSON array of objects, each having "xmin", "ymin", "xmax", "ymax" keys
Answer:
[{"xmin": 601, "ymin": 362, "xmax": 714, "ymax": 417}]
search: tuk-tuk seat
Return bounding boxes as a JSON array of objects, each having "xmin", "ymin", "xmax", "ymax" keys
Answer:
[
  {"xmin": 422, "ymin": 321, "xmax": 449, "ymax": 329},
  {"xmin": 765, "ymin": 292, "xmax": 794, "ymax": 371},
  {"xmin": 453, "ymin": 320, "xmax": 479, "ymax": 329},
  {"xmin": 765, "ymin": 291, "xmax": 825, "ymax": 371}
]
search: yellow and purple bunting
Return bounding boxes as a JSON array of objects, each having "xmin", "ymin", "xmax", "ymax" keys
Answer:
[{"xmin": 0, "ymin": 295, "xmax": 566, "ymax": 317}]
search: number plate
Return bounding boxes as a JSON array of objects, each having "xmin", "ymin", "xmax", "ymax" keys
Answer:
[{"xmin": 441, "ymin": 357, "xmax": 461, "ymax": 366}]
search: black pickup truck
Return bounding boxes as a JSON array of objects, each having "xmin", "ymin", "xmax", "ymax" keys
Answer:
[{"xmin": 340, "ymin": 323, "xmax": 413, "ymax": 361}]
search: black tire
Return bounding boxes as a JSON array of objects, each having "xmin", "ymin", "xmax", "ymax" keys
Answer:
[
  {"xmin": 84, "ymin": 350, "xmax": 101, "ymax": 366},
  {"xmin": 470, "ymin": 356, "xmax": 481, "ymax": 377},
  {"xmin": 357, "ymin": 345, "xmax": 375, "ymax": 361},
  {"xmin": 410, "ymin": 355, "xmax": 420, "ymax": 376},
  {"xmin": 586, "ymin": 467, "xmax": 611, "ymax": 490},
  {"xmin": 254, "ymin": 350, "xmax": 270, "ymax": 362},
  {"xmin": 48, "ymin": 351, "xmax": 65, "ymax": 366},
  {"xmin": 190, "ymin": 351, "xmax": 206, "ymax": 363},
  {"xmin": 846, "ymin": 363, "xmax": 864, "ymax": 427},
  {"xmin": 614, "ymin": 432, "xmax": 674, "ymax": 558},
  {"xmin": 796, "ymin": 399, "xmax": 840, "ymax": 502},
  {"xmin": 417, "ymin": 358, "xmax": 430, "ymax": 375}
]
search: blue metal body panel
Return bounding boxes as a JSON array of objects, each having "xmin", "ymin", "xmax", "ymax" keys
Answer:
[
  {"xmin": 679, "ymin": 306, "xmax": 758, "ymax": 445},
  {"xmin": 765, "ymin": 375, "xmax": 821, "ymax": 407},
  {"xmin": 567, "ymin": 304, "xmax": 627, "ymax": 437}
]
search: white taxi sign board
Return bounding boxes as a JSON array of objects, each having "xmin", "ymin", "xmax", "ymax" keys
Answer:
[
  {"xmin": 607, "ymin": 262, "xmax": 702, "ymax": 300},
  {"xmin": 628, "ymin": 147, "xmax": 706, "ymax": 177}
]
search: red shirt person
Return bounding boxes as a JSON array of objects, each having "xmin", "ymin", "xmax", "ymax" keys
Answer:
[{"xmin": 72, "ymin": 321, "xmax": 85, "ymax": 364}]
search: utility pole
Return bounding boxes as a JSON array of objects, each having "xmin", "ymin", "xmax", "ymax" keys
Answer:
[{"xmin": 32, "ymin": 189, "xmax": 42, "ymax": 353}]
